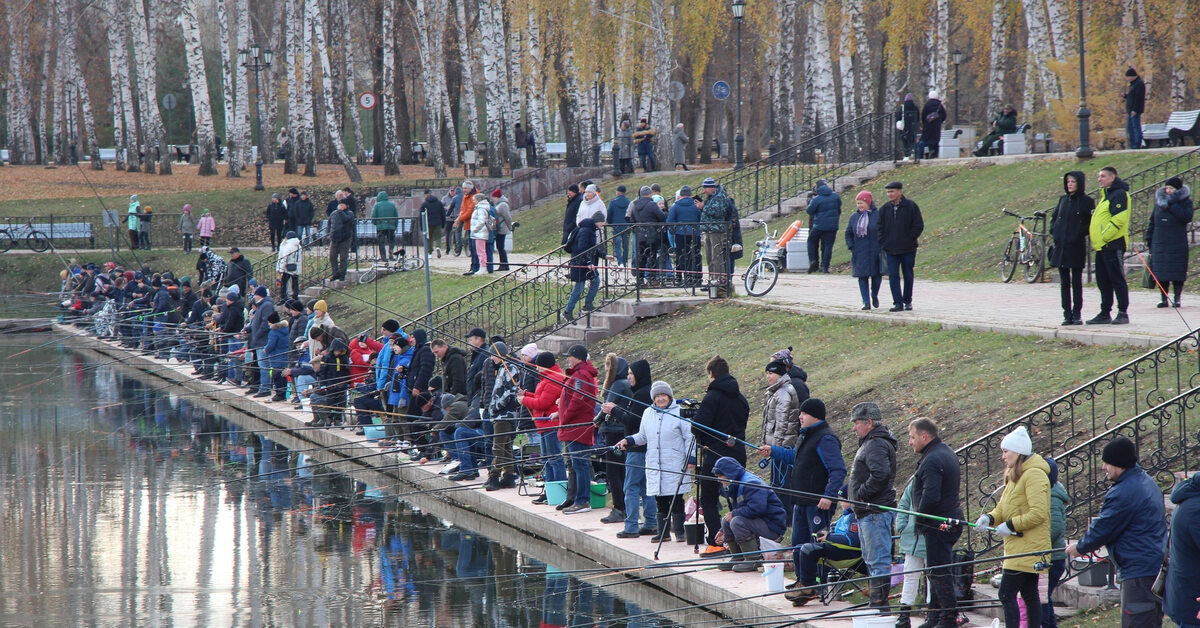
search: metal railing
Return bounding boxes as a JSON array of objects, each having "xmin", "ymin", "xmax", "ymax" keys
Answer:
[
  {"xmin": 717, "ymin": 112, "xmax": 897, "ymax": 218},
  {"xmin": 411, "ymin": 221, "xmax": 732, "ymax": 345},
  {"xmin": 957, "ymin": 324, "xmax": 1200, "ymax": 554}
]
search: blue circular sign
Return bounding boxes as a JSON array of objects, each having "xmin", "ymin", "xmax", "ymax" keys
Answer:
[{"xmin": 712, "ymin": 81, "xmax": 731, "ymax": 101}]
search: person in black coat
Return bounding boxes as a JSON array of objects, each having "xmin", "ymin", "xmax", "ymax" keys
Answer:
[
  {"xmin": 562, "ymin": 213, "xmax": 611, "ymax": 320},
  {"xmin": 878, "ymin": 181, "xmax": 925, "ymax": 311},
  {"xmin": 292, "ymin": 191, "xmax": 316, "ymax": 242},
  {"xmin": 908, "ymin": 418, "xmax": 963, "ymax": 628},
  {"xmin": 266, "ymin": 194, "xmax": 288, "ymax": 251},
  {"xmin": 1050, "ymin": 171, "xmax": 1094, "ymax": 325},
  {"xmin": 915, "ymin": 92, "xmax": 947, "ymax": 161},
  {"xmin": 691, "ymin": 356, "xmax": 750, "ymax": 552},
  {"xmin": 1124, "ymin": 68, "xmax": 1146, "ymax": 149},
  {"xmin": 897, "ymin": 93, "xmax": 920, "ymax": 159},
  {"xmin": 406, "ymin": 329, "xmax": 436, "ymax": 401},
  {"xmin": 1147, "ymin": 177, "xmax": 1195, "ymax": 307},
  {"xmin": 420, "ymin": 191, "xmax": 447, "ymax": 257},
  {"xmin": 224, "ymin": 248, "xmax": 254, "ymax": 296},
  {"xmin": 561, "ymin": 184, "xmax": 583, "ymax": 246}
]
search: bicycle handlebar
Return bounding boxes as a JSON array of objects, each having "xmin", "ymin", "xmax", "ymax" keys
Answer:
[{"xmin": 1001, "ymin": 209, "xmax": 1046, "ymax": 221}]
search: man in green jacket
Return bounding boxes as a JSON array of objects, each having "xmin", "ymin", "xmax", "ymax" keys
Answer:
[
  {"xmin": 371, "ymin": 190, "xmax": 400, "ymax": 260},
  {"xmin": 973, "ymin": 104, "xmax": 1018, "ymax": 156},
  {"xmin": 1086, "ymin": 166, "xmax": 1132, "ymax": 325}
]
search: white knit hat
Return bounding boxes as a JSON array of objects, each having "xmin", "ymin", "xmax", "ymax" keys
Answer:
[
  {"xmin": 1000, "ymin": 426, "xmax": 1032, "ymax": 457},
  {"xmin": 650, "ymin": 380, "xmax": 673, "ymax": 399},
  {"xmin": 520, "ymin": 343, "xmax": 539, "ymax": 359}
]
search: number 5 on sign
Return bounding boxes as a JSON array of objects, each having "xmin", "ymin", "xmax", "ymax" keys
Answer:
[{"xmin": 358, "ymin": 92, "xmax": 376, "ymax": 110}]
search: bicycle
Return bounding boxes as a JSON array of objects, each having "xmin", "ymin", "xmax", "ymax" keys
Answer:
[
  {"xmin": 358, "ymin": 250, "xmax": 425, "ymax": 284},
  {"xmin": 0, "ymin": 217, "xmax": 51, "ymax": 253},
  {"xmin": 743, "ymin": 219, "xmax": 784, "ymax": 296},
  {"xmin": 999, "ymin": 209, "xmax": 1047, "ymax": 283}
]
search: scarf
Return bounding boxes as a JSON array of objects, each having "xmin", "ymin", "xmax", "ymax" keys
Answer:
[{"xmin": 854, "ymin": 208, "xmax": 872, "ymax": 238}]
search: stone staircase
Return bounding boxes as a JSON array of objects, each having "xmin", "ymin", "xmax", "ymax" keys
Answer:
[
  {"xmin": 741, "ymin": 160, "xmax": 898, "ymax": 226},
  {"xmin": 535, "ymin": 296, "xmax": 708, "ymax": 354}
]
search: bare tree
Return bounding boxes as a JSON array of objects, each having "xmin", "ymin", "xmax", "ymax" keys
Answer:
[
  {"xmin": 130, "ymin": 0, "xmax": 168, "ymax": 174},
  {"xmin": 179, "ymin": 0, "xmax": 218, "ymax": 175},
  {"xmin": 454, "ymin": 0, "xmax": 479, "ymax": 148},
  {"xmin": 410, "ymin": 0, "xmax": 451, "ymax": 177},
  {"xmin": 308, "ymin": 0, "xmax": 362, "ymax": 181},
  {"xmin": 283, "ymin": 0, "xmax": 300, "ymax": 174},
  {"xmin": 381, "ymin": 0, "xmax": 399, "ymax": 175}
]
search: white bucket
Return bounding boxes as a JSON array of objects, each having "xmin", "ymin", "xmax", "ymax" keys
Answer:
[
  {"xmin": 851, "ymin": 610, "xmax": 881, "ymax": 628},
  {"xmin": 762, "ymin": 562, "xmax": 785, "ymax": 592}
]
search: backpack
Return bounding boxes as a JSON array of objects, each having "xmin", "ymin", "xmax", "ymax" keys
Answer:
[
  {"xmin": 700, "ymin": 186, "xmax": 734, "ymax": 233},
  {"xmin": 485, "ymin": 205, "xmax": 498, "ymax": 231}
]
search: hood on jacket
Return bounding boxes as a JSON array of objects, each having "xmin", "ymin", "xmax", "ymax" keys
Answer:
[
  {"xmin": 1020, "ymin": 452, "xmax": 1051, "ymax": 477},
  {"xmin": 377, "ymin": 191, "xmax": 389, "ymax": 202},
  {"xmin": 412, "ymin": 328, "xmax": 428, "ymax": 347},
  {"xmin": 269, "ymin": 319, "xmax": 289, "ymax": 330},
  {"xmin": 630, "ymin": 359, "xmax": 651, "ymax": 391},
  {"xmin": 713, "ymin": 456, "xmax": 746, "ymax": 480},
  {"xmin": 603, "ymin": 353, "xmax": 628, "ymax": 388},
  {"xmin": 707, "ymin": 373, "xmax": 741, "ymax": 398},
  {"xmin": 814, "ymin": 183, "xmax": 834, "ymax": 197},
  {"xmin": 1171, "ymin": 473, "xmax": 1200, "ymax": 505},
  {"xmin": 1156, "ymin": 184, "xmax": 1191, "ymax": 206},
  {"xmin": 1063, "ymin": 171, "xmax": 1087, "ymax": 196},
  {"xmin": 1106, "ymin": 177, "xmax": 1130, "ymax": 195},
  {"xmin": 568, "ymin": 359, "xmax": 598, "ymax": 380},
  {"xmin": 860, "ymin": 423, "xmax": 898, "ymax": 447},
  {"xmin": 329, "ymin": 338, "xmax": 348, "ymax": 354}
]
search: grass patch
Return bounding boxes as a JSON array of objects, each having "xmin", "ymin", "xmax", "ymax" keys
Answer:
[
  {"xmin": 588, "ymin": 301, "xmax": 1144, "ymax": 476},
  {"xmin": 318, "ymin": 268, "xmax": 495, "ymax": 335}
]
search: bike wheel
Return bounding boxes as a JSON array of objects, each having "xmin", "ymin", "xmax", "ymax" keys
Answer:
[
  {"xmin": 1000, "ymin": 236, "xmax": 1018, "ymax": 283},
  {"xmin": 358, "ymin": 267, "xmax": 378, "ymax": 285},
  {"xmin": 402, "ymin": 257, "xmax": 423, "ymax": 271},
  {"xmin": 26, "ymin": 230, "xmax": 50, "ymax": 253},
  {"xmin": 744, "ymin": 259, "xmax": 779, "ymax": 296},
  {"xmin": 1023, "ymin": 236, "xmax": 1045, "ymax": 283}
]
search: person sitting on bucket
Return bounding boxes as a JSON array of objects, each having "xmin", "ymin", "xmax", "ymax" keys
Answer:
[
  {"xmin": 713, "ymin": 456, "xmax": 789, "ymax": 573},
  {"xmin": 789, "ymin": 489, "xmax": 862, "ymax": 606}
]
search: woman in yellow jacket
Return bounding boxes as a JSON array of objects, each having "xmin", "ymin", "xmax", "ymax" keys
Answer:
[{"xmin": 975, "ymin": 426, "xmax": 1051, "ymax": 628}]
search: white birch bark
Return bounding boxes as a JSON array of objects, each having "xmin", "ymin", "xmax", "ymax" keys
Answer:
[
  {"xmin": 283, "ymin": 0, "xmax": 300, "ymax": 174},
  {"xmin": 37, "ymin": 12, "xmax": 53, "ymax": 166},
  {"xmin": 131, "ymin": 0, "xmax": 169, "ymax": 174},
  {"xmin": 152, "ymin": 0, "xmax": 174, "ymax": 174},
  {"xmin": 454, "ymin": 0, "xmax": 479, "ymax": 148},
  {"xmin": 987, "ymin": 0, "xmax": 1009, "ymax": 114},
  {"xmin": 1169, "ymin": 0, "xmax": 1187, "ymax": 109},
  {"xmin": 1117, "ymin": 0, "xmax": 1136, "ymax": 68},
  {"xmin": 837, "ymin": 8, "xmax": 856, "ymax": 123},
  {"xmin": 649, "ymin": 0, "xmax": 671, "ymax": 165},
  {"xmin": 1043, "ymin": 0, "xmax": 1069, "ymax": 61},
  {"xmin": 217, "ymin": 0, "xmax": 239, "ymax": 176},
  {"xmin": 6, "ymin": 5, "xmax": 34, "ymax": 164},
  {"xmin": 381, "ymin": 0, "xmax": 399, "ymax": 174},
  {"xmin": 479, "ymin": 0, "xmax": 507, "ymax": 175},
  {"xmin": 52, "ymin": 0, "xmax": 68, "ymax": 165},
  {"xmin": 771, "ymin": 0, "xmax": 798, "ymax": 145},
  {"xmin": 301, "ymin": 0, "xmax": 317, "ymax": 176},
  {"xmin": 847, "ymin": 0, "xmax": 871, "ymax": 119},
  {"xmin": 308, "ymin": 0, "xmax": 362, "ymax": 182},
  {"xmin": 524, "ymin": 10, "xmax": 547, "ymax": 163},
  {"xmin": 507, "ymin": 21, "xmax": 523, "ymax": 167},
  {"xmin": 263, "ymin": 12, "xmax": 283, "ymax": 164},
  {"xmin": 337, "ymin": 0, "xmax": 367, "ymax": 163},
  {"xmin": 1022, "ymin": 0, "xmax": 1061, "ymax": 107},
  {"xmin": 234, "ymin": 0, "xmax": 252, "ymax": 170},
  {"xmin": 806, "ymin": 0, "xmax": 837, "ymax": 133},
  {"xmin": 1021, "ymin": 57, "xmax": 1036, "ymax": 121},
  {"xmin": 411, "ymin": 0, "xmax": 450, "ymax": 177},
  {"xmin": 70, "ymin": 52, "xmax": 101, "ymax": 169},
  {"xmin": 179, "ymin": 0, "xmax": 217, "ymax": 175},
  {"xmin": 105, "ymin": 0, "xmax": 135, "ymax": 170},
  {"xmin": 934, "ymin": 0, "xmax": 949, "ymax": 102}
]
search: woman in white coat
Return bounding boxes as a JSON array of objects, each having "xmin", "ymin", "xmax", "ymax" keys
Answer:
[
  {"xmin": 468, "ymin": 194, "xmax": 495, "ymax": 274},
  {"xmin": 275, "ymin": 231, "xmax": 302, "ymax": 302},
  {"xmin": 617, "ymin": 380, "xmax": 693, "ymax": 543}
]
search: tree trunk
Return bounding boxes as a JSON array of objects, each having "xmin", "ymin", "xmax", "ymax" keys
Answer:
[
  {"xmin": 130, "ymin": 0, "xmax": 166, "ymax": 174},
  {"xmin": 104, "ymin": 0, "xmax": 135, "ymax": 171},
  {"xmin": 649, "ymin": 0, "xmax": 671, "ymax": 168},
  {"xmin": 308, "ymin": 0, "xmax": 362, "ymax": 182},
  {"xmin": 234, "ymin": 0, "xmax": 252, "ymax": 171},
  {"xmin": 524, "ymin": 9, "xmax": 547, "ymax": 164},
  {"xmin": 806, "ymin": 0, "xmax": 836, "ymax": 133},
  {"xmin": 411, "ymin": 0, "xmax": 450, "ymax": 178},
  {"xmin": 52, "ymin": 0, "xmax": 68, "ymax": 165},
  {"xmin": 1169, "ymin": 0, "xmax": 1187, "ymax": 109},
  {"xmin": 71, "ymin": 52, "xmax": 102, "ymax": 170},
  {"xmin": 381, "ymin": 0, "xmax": 399, "ymax": 175},
  {"xmin": 217, "ymin": 0, "xmax": 239, "ymax": 177},
  {"xmin": 987, "ymin": 0, "xmax": 1009, "ymax": 115},
  {"xmin": 301, "ymin": 0, "xmax": 317, "ymax": 176},
  {"xmin": 6, "ymin": 5, "xmax": 33, "ymax": 165},
  {"xmin": 454, "ymin": 0, "xmax": 479, "ymax": 148},
  {"xmin": 837, "ymin": 6, "xmax": 856, "ymax": 124},
  {"xmin": 180, "ymin": 0, "xmax": 217, "ymax": 175},
  {"xmin": 1022, "ymin": 0, "xmax": 1061, "ymax": 108},
  {"xmin": 849, "ymin": 0, "xmax": 871, "ymax": 119},
  {"xmin": 479, "ymin": 0, "xmax": 507, "ymax": 176},
  {"xmin": 153, "ymin": 0, "xmax": 175, "ymax": 174},
  {"xmin": 337, "ymin": 0, "xmax": 366, "ymax": 164},
  {"xmin": 771, "ymin": 0, "xmax": 798, "ymax": 146},
  {"xmin": 283, "ymin": 0, "xmax": 299, "ymax": 174},
  {"xmin": 1043, "ymin": 0, "xmax": 1069, "ymax": 61},
  {"xmin": 37, "ymin": 13, "xmax": 53, "ymax": 166}
]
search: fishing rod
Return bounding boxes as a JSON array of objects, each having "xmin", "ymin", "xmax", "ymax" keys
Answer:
[{"xmin": 1132, "ymin": 248, "xmax": 1192, "ymax": 332}]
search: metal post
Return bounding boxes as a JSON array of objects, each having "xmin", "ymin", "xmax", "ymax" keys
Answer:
[
  {"xmin": 734, "ymin": 16, "xmax": 744, "ymax": 170},
  {"xmin": 422, "ymin": 211, "xmax": 433, "ymax": 314},
  {"xmin": 1075, "ymin": 0, "xmax": 1093, "ymax": 158},
  {"xmin": 953, "ymin": 61, "xmax": 960, "ymax": 125},
  {"xmin": 251, "ymin": 65, "xmax": 265, "ymax": 191}
]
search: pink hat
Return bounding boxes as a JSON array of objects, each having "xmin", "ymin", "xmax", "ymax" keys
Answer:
[
  {"xmin": 855, "ymin": 190, "xmax": 874, "ymax": 204},
  {"xmin": 491, "ymin": 188, "xmax": 502, "ymax": 198},
  {"xmin": 183, "ymin": 204, "xmax": 191, "ymax": 212}
]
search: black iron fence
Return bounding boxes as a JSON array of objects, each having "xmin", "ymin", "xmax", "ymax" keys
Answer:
[{"xmin": 717, "ymin": 112, "xmax": 897, "ymax": 218}]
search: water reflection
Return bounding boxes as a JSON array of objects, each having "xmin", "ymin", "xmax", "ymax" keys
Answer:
[{"xmin": 0, "ymin": 342, "xmax": 683, "ymax": 627}]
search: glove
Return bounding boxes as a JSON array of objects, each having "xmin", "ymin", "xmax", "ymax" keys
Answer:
[
  {"xmin": 975, "ymin": 514, "xmax": 992, "ymax": 528},
  {"xmin": 995, "ymin": 521, "xmax": 1015, "ymax": 537}
]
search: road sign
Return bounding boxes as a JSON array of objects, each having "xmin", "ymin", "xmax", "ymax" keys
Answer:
[
  {"xmin": 358, "ymin": 92, "xmax": 377, "ymax": 110},
  {"xmin": 669, "ymin": 80, "xmax": 685, "ymax": 102},
  {"xmin": 712, "ymin": 81, "xmax": 731, "ymax": 101},
  {"xmin": 161, "ymin": 93, "xmax": 177, "ymax": 110},
  {"xmin": 100, "ymin": 210, "xmax": 118, "ymax": 228}
]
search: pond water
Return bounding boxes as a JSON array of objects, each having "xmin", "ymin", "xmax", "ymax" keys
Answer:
[{"xmin": 0, "ymin": 339, "xmax": 690, "ymax": 627}]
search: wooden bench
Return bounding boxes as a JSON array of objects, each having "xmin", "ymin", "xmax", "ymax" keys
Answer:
[
  {"xmin": 937, "ymin": 129, "xmax": 963, "ymax": 159},
  {"xmin": 1143, "ymin": 110, "xmax": 1200, "ymax": 147},
  {"xmin": 33, "ymin": 222, "xmax": 95, "ymax": 247},
  {"xmin": 1142, "ymin": 123, "xmax": 1171, "ymax": 146},
  {"xmin": 1002, "ymin": 124, "xmax": 1034, "ymax": 155}
]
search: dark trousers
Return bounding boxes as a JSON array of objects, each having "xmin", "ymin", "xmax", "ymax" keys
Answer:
[
  {"xmin": 377, "ymin": 228, "xmax": 395, "ymax": 259},
  {"xmin": 1094, "ymin": 248, "xmax": 1129, "ymax": 315},
  {"xmin": 978, "ymin": 131, "xmax": 1004, "ymax": 154},
  {"xmin": 602, "ymin": 441, "xmax": 626, "ymax": 511},
  {"xmin": 1058, "ymin": 266, "xmax": 1083, "ymax": 319},
  {"xmin": 1118, "ymin": 575, "xmax": 1161, "ymax": 628},
  {"xmin": 807, "ymin": 229, "xmax": 836, "ymax": 271},
  {"xmin": 353, "ymin": 393, "xmax": 384, "ymax": 426},
  {"xmin": 637, "ymin": 238, "xmax": 660, "ymax": 280},
  {"xmin": 330, "ymin": 239, "xmax": 351, "ymax": 280},
  {"xmin": 922, "ymin": 523, "xmax": 963, "ymax": 628},
  {"xmin": 269, "ymin": 223, "xmax": 284, "ymax": 250},
  {"xmin": 700, "ymin": 447, "xmax": 745, "ymax": 545},
  {"xmin": 999, "ymin": 570, "xmax": 1041, "ymax": 628},
  {"xmin": 655, "ymin": 494, "xmax": 686, "ymax": 532},
  {"xmin": 279, "ymin": 272, "xmax": 299, "ymax": 302},
  {"xmin": 495, "ymin": 233, "xmax": 509, "ymax": 270},
  {"xmin": 182, "ymin": 234, "xmax": 192, "ymax": 252},
  {"xmin": 1041, "ymin": 559, "xmax": 1065, "ymax": 628},
  {"xmin": 639, "ymin": 152, "xmax": 657, "ymax": 172},
  {"xmin": 887, "ymin": 251, "xmax": 917, "ymax": 307},
  {"xmin": 674, "ymin": 234, "xmax": 702, "ymax": 284},
  {"xmin": 791, "ymin": 504, "xmax": 833, "ymax": 578}
]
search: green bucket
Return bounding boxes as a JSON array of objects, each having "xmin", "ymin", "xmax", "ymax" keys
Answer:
[{"xmin": 589, "ymin": 482, "xmax": 608, "ymax": 509}]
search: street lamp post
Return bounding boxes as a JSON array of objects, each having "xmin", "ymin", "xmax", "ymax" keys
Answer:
[
  {"xmin": 732, "ymin": 0, "xmax": 745, "ymax": 170},
  {"xmin": 1075, "ymin": 0, "xmax": 1093, "ymax": 158},
  {"xmin": 951, "ymin": 48, "xmax": 964, "ymax": 126},
  {"xmin": 239, "ymin": 44, "xmax": 273, "ymax": 191}
]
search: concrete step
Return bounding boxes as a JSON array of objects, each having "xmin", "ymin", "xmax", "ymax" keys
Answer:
[
  {"xmin": 537, "ymin": 334, "xmax": 576, "ymax": 355},
  {"xmin": 302, "ymin": 286, "xmax": 326, "ymax": 298}
]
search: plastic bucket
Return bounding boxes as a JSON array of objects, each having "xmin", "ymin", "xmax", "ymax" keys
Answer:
[
  {"xmin": 363, "ymin": 425, "xmax": 387, "ymax": 441},
  {"xmin": 589, "ymin": 482, "xmax": 608, "ymax": 509},
  {"xmin": 545, "ymin": 480, "xmax": 568, "ymax": 506},
  {"xmin": 762, "ymin": 562, "xmax": 785, "ymax": 592},
  {"xmin": 851, "ymin": 610, "xmax": 880, "ymax": 628},
  {"xmin": 684, "ymin": 522, "xmax": 705, "ymax": 545}
]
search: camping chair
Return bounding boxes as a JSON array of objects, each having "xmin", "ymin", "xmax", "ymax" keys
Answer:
[{"xmin": 814, "ymin": 540, "xmax": 870, "ymax": 604}]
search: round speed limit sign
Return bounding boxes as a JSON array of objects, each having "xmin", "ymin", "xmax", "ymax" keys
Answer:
[{"xmin": 358, "ymin": 92, "xmax": 377, "ymax": 110}]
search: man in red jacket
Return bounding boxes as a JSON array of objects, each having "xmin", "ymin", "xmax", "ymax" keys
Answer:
[{"xmin": 553, "ymin": 344, "xmax": 598, "ymax": 514}]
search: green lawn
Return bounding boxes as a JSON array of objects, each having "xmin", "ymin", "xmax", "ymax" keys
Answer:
[{"xmin": 316, "ymin": 267, "xmax": 495, "ymax": 335}]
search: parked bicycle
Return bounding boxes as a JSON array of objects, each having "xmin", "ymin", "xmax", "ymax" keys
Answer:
[
  {"xmin": 0, "ymin": 217, "xmax": 51, "ymax": 253},
  {"xmin": 999, "ymin": 208, "xmax": 1047, "ymax": 283},
  {"xmin": 357, "ymin": 250, "xmax": 425, "ymax": 284},
  {"xmin": 743, "ymin": 219, "xmax": 785, "ymax": 296}
]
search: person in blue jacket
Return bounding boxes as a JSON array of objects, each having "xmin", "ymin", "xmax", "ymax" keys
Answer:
[
  {"xmin": 806, "ymin": 179, "xmax": 842, "ymax": 273},
  {"xmin": 713, "ymin": 456, "xmax": 788, "ymax": 573},
  {"xmin": 790, "ymin": 494, "xmax": 863, "ymax": 606},
  {"xmin": 1165, "ymin": 472, "xmax": 1200, "ymax": 628},
  {"xmin": 1067, "ymin": 437, "xmax": 1167, "ymax": 628},
  {"xmin": 261, "ymin": 312, "xmax": 291, "ymax": 400},
  {"xmin": 666, "ymin": 187, "xmax": 703, "ymax": 285}
]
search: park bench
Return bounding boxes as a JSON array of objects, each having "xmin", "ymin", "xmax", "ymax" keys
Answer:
[
  {"xmin": 33, "ymin": 222, "xmax": 95, "ymax": 247},
  {"xmin": 1142, "ymin": 123, "xmax": 1170, "ymax": 147},
  {"xmin": 1148, "ymin": 110, "xmax": 1200, "ymax": 147},
  {"xmin": 937, "ymin": 129, "xmax": 963, "ymax": 159},
  {"xmin": 1002, "ymin": 123, "xmax": 1034, "ymax": 155}
]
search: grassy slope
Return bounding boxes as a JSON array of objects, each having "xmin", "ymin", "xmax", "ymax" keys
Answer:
[
  {"xmin": 319, "ymin": 268, "xmax": 494, "ymax": 335},
  {"xmin": 589, "ymin": 301, "xmax": 1143, "ymax": 476}
]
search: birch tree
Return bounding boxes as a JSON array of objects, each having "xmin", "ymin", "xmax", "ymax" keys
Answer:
[
  {"xmin": 454, "ymin": 0, "xmax": 479, "ymax": 148},
  {"xmin": 130, "ymin": 0, "xmax": 169, "ymax": 174},
  {"xmin": 105, "ymin": 0, "xmax": 136, "ymax": 171},
  {"xmin": 479, "ymin": 0, "xmax": 507, "ymax": 176},
  {"xmin": 233, "ymin": 0, "xmax": 252, "ymax": 170},
  {"xmin": 301, "ymin": 0, "xmax": 317, "ymax": 176},
  {"xmin": 1169, "ymin": 0, "xmax": 1187, "ymax": 109},
  {"xmin": 770, "ymin": 0, "xmax": 798, "ymax": 146},
  {"xmin": 1043, "ymin": 0, "xmax": 1069, "ymax": 61},
  {"xmin": 847, "ymin": 0, "xmax": 871, "ymax": 119},
  {"xmin": 179, "ymin": 0, "xmax": 218, "ymax": 175},
  {"xmin": 380, "ymin": 0, "xmax": 399, "ymax": 174},
  {"xmin": 308, "ymin": 0, "xmax": 362, "ymax": 182},
  {"xmin": 524, "ymin": 9, "xmax": 548, "ymax": 163},
  {"xmin": 217, "ymin": 0, "xmax": 239, "ymax": 177},
  {"xmin": 6, "ymin": 7, "xmax": 35, "ymax": 165},
  {"xmin": 648, "ymin": 0, "xmax": 671, "ymax": 166},
  {"xmin": 924, "ymin": 0, "xmax": 949, "ymax": 103},
  {"xmin": 987, "ymin": 0, "xmax": 1009, "ymax": 114},
  {"xmin": 805, "ymin": 0, "xmax": 837, "ymax": 134},
  {"xmin": 1022, "ymin": 0, "xmax": 1061, "ymax": 109},
  {"xmin": 837, "ymin": 7, "xmax": 856, "ymax": 122},
  {"xmin": 337, "ymin": 0, "xmax": 367, "ymax": 163},
  {"xmin": 410, "ymin": 0, "xmax": 451, "ymax": 177},
  {"xmin": 70, "ymin": 47, "xmax": 101, "ymax": 169},
  {"xmin": 283, "ymin": 0, "xmax": 299, "ymax": 174}
]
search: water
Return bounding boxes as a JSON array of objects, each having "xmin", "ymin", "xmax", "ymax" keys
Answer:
[{"xmin": 0, "ymin": 339, "xmax": 694, "ymax": 627}]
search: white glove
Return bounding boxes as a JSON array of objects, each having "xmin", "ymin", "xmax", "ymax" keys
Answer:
[
  {"xmin": 975, "ymin": 514, "xmax": 992, "ymax": 528},
  {"xmin": 995, "ymin": 521, "xmax": 1014, "ymax": 537}
]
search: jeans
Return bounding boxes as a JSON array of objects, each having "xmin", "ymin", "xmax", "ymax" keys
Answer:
[
  {"xmin": 791, "ymin": 504, "xmax": 833, "ymax": 577},
  {"xmin": 450, "ymin": 426, "xmax": 485, "ymax": 472},
  {"xmin": 798, "ymin": 533, "xmax": 860, "ymax": 585},
  {"xmin": 1126, "ymin": 112, "xmax": 1142, "ymax": 149},
  {"xmin": 612, "ymin": 227, "xmax": 629, "ymax": 266},
  {"xmin": 297, "ymin": 224, "xmax": 312, "ymax": 242},
  {"xmin": 886, "ymin": 251, "xmax": 917, "ymax": 307},
  {"xmin": 1094, "ymin": 248, "xmax": 1129, "ymax": 315},
  {"xmin": 999, "ymin": 570, "xmax": 1041, "ymax": 628},
  {"xmin": 1058, "ymin": 266, "xmax": 1083, "ymax": 319},
  {"xmin": 639, "ymin": 151, "xmax": 657, "ymax": 172},
  {"xmin": 858, "ymin": 511, "xmax": 895, "ymax": 579},
  {"xmin": 807, "ymin": 229, "xmax": 836, "ymax": 270},
  {"xmin": 494, "ymin": 233, "xmax": 509, "ymax": 270},
  {"xmin": 622, "ymin": 450, "xmax": 657, "ymax": 533},
  {"xmin": 564, "ymin": 275, "xmax": 599, "ymax": 316},
  {"xmin": 858, "ymin": 275, "xmax": 883, "ymax": 306},
  {"xmin": 916, "ymin": 140, "xmax": 938, "ymax": 160},
  {"xmin": 539, "ymin": 431, "xmax": 566, "ymax": 482},
  {"xmin": 467, "ymin": 236, "xmax": 479, "ymax": 271},
  {"xmin": 565, "ymin": 440, "xmax": 592, "ymax": 506},
  {"xmin": 257, "ymin": 351, "xmax": 274, "ymax": 393}
]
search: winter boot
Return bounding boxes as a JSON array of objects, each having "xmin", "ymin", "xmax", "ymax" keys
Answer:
[
  {"xmin": 672, "ymin": 513, "xmax": 686, "ymax": 542},
  {"xmin": 895, "ymin": 606, "xmax": 913, "ymax": 628},
  {"xmin": 649, "ymin": 518, "xmax": 670, "ymax": 543},
  {"xmin": 718, "ymin": 539, "xmax": 743, "ymax": 571},
  {"xmin": 870, "ymin": 579, "xmax": 892, "ymax": 614},
  {"xmin": 732, "ymin": 536, "xmax": 761, "ymax": 572}
]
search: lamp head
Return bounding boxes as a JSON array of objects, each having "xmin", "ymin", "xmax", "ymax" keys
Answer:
[
  {"xmin": 263, "ymin": 49, "xmax": 273, "ymax": 66},
  {"xmin": 250, "ymin": 43, "xmax": 260, "ymax": 59},
  {"xmin": 731, "ymin": 0, "xmax": 745, "ymax": 19},
  {"xmin": 238, "ymin": 49, "xmax": 248, "ymax": 66},
  {"xmin": 951, "ymin": 48, "xmax": 964, "ymax": 66}
]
